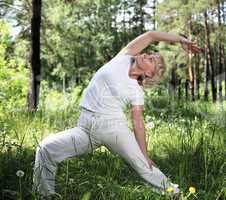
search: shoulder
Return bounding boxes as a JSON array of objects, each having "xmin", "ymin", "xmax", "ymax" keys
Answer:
[
  {"xmin": 106, "ymin": 53, "xmax": 133, "ymax": 66},
  {"xmin": 114, "ymin": 52, "xmax": 132, "ymax": 59},
  {"xmin": 116, "ymin": 49, "xmax": 133, "ymax": 57}
]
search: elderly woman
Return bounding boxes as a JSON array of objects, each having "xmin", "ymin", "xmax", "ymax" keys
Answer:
[{"xmin": 33, "ymin": 31, "xmax": 201, "ymax": 197}]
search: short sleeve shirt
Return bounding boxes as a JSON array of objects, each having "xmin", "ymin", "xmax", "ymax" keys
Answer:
[{"xmin": 79, "ymin": 54, "xmax": 144, "ymax": 117}]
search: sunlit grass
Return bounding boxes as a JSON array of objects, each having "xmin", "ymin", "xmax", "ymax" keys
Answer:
[{"xmin": 0, "ymin": 92, "xmax": 225, "ymax": 199}]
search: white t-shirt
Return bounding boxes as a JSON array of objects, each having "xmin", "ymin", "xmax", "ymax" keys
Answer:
[{"xmin": 79, "ymin": 54, "xmax": 144, "ymax": 117}]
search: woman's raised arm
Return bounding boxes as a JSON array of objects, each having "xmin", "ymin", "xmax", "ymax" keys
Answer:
[{"xmin": 118, "ymin": 31, "xmax": 202, "ymax": 56}]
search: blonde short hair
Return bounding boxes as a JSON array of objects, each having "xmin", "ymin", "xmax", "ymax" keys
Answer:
[{"xmin": 138, "ymin": 53, "xmax": 166, "ymax": 88}]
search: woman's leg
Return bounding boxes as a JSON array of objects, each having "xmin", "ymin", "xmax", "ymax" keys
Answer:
[
  {"xmin": 33, "ymin": 127, "xmax": 97, "ymax": 196},
  {"xmin": 101, "ymin": 124, "xmax": 175, "ymax": 193}
]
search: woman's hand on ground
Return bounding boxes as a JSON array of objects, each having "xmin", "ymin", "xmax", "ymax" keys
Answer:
[
  {"xmin": 147, "ymin": 158, "xmax": 157, "ymax": 169},
  {"xmin": 180, "ymin": 37, "xmax": 203, "ymax": 54}
]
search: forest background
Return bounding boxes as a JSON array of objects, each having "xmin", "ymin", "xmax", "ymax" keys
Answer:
[{"xmin": 0, "ymin": 0, "xmax": 225, "ymax": 199}]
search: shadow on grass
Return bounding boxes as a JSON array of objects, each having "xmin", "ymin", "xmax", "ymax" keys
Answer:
[
  {"xmin": 0, "ymin": 145, "xmax": 162, "ymax": 200},
  {"xmin": 0, "ymin": 138, "xmax": 225, "ymax": 200},
  {"xmin": 0, "ymin": 146, "xmax": 35, "ymax": 200}
]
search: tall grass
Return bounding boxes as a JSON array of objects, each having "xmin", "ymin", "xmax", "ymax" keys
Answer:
[{"xmin": 0, "ymin": 89, "xmax": 225, "ymax": 199}]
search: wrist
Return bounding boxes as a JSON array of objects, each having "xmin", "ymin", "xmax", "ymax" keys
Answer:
[
  {"xmin": 142, "ymin": 150, "xmax": 149, "ymax": 159},
  {"xmin": 179, "ymin": 33, "xmax": 188, "ymax": 43},
  {"xmin": 179, "ymin": 36, "xmax": 184, "ymax": 43}
]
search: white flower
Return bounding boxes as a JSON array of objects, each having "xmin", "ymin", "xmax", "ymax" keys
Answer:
[
  {"xmin": 146, "ymin": 122, "xmax": 155, "ymax": 129},
  {"xmin": 69, "ymin": 178, "xmax": 74, "ymax": 184},
  {"xmin": 16, "ymin": 170, "xmax": 24, "ymax": 177}
]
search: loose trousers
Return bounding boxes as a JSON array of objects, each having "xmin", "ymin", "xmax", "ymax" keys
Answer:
[{"xmin": 33, "ymin": 107, "xmax": 173, "ymax": 196}]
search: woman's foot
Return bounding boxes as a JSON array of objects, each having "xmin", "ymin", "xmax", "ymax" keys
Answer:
[{"xmin": 170, "ymin": 183, "xmax": 180, "ymax": 194}]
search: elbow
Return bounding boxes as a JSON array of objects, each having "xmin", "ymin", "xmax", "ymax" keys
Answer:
[
  {"xmin": 148, "ymin": 31, "xmax": 157, "ymax": 42},
  {"xmin": 148, "ymin": 31, "xmax": 161, "ymax": 44}
]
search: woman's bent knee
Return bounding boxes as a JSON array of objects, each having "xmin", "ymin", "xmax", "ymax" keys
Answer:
[{"xmin": 35, "ymin": 138, "xmax": 57, "ymax": 164}]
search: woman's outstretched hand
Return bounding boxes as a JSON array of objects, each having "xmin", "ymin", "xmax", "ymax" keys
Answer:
[{"xmin": 180, "ymin": 37, "xmax": 203, "ymax": 54}]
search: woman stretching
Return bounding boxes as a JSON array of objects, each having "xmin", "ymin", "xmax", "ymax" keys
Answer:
[{"xmin": 33, "ymin": 31, "xmax": 201, "ymax": 197}]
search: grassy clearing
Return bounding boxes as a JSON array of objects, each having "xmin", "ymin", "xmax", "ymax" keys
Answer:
[{"xmin": 0, "ymin": 94, "xmax": 225, "ymax": 199}]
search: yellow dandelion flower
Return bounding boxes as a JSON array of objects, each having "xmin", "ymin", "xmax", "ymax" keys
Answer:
[
  {"xmin": 167, "ymin": 187, "xmax": 174, "ymax": 193},
  {"xmin": 189, "ymin": 186, "xmax": 196, "ymax": 194}
]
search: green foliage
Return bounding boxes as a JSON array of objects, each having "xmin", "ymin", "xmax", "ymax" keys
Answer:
[
  {"xmin": 1, "ymin": 0, "xmax": 226, "ymax": 102},
  {"xmin": 3, "ymin": 0, "xmax": 152, "ymax": 90},
  {"xmin": 156, "ymin": 0, "xmax": 226, "ymax": 91},
  {"xmin": 40, "ymin": 0, "xmax": 126, "ymax": 86},
  {"xmin": 0, "ymin": 20, "xmax": 29, "ymax": 113}
]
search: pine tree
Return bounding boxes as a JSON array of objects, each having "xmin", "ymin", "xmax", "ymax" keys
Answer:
[
  {"xmin": 27, "ymin": 0, "xmax": 42, "ymax": 111},
  {"xmin": 217, "ymin": 0, "xmax": 223, "ymax": 101},
  {"xmin": 204, "ymin": 11, "xmax": 217, "ymax": 102}
]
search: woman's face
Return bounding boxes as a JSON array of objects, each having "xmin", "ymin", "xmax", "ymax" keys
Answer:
[{"xmin": 136, "ymin": 53, "xmax": 161, "ymax": 78}]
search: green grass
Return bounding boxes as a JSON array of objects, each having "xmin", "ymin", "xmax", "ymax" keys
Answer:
[{"xmin": 0, "ymin": 94, "xmax": 225, "ymax": 200}]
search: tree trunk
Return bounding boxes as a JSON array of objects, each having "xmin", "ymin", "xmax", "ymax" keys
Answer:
[
  {"xmin": 27, "ymin": 0, "xmax": 42, "ymax": 111},
  {"xmin": 204, "ymin": 11, "xmax": 217, "ymax": 102},
  {"xmin": 171, "ymin": 66, "xmax": 177, "ymax": 97},
  {"xmin": 177, "ymin": 78, "xmax": 181, "ymax": 100},
  {"xmin": 188, "ymin": 52, "xmax": 195, "ymax": 101},
  {"xmin": 223, "ymin": 1, "xmax": 226, "ymax": 23},
  {"xmin": 188, "ymin": 19, "xmax": 195, "ymax": 101},
  {"xmin": 223, "ymin": 47, "xmax": 226, "ymax": 100},
  {"xmin": 151, "ymin": 0, "xmax": 157, "ymax": 30},
  {"xmin": 204, "ymin": 49, "xmax": 210, "ymax": 101},
  {"xmin": 185, "ymin": 79, "xmax": 189, "ymax": 100},
  {"xmin": 223, "ymin": 2, "xmax": 226, "ymax": 100},
  {"xmin": 217, "ymin": 0, "xmax": 223, "ymax": 101},
  {"xmin": 195, "ymin": 54, "xmax": 200, "ymax": 100}
]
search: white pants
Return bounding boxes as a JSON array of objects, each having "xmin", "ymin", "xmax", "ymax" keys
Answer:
[{"xmin": 33, "ymin": 107, "xmax": 173, "ymax": 196}]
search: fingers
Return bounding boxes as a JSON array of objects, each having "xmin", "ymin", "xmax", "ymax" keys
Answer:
[
  {"xmin": 149, "ymin": 164, "xmax": 153, "ymax": 170},
  {"xmin": 180, "ymin": 35, "xmax": 204, "ymax": 54},
  {"xmin": 180, "ymin": 38, "xmax": 194, "ymax": 44},
  {"xmin": 147, "ymin": 159, "xmax": 152, "ymax": 169},
  {"xmin": 152, "ymin": 161, "xmax": 157, "ymax": 167},
  {"xmin": 185, "ymin": 40, "xmax": 196, "ymax": 45},
  {"xmin": 181, "ymin": 42, "xmax": 203, "ymax": 54},
  {"xmin": 148, "ymin": 159, "xmax": 157, "ymax": 170},
  {"xmin": 189, "ymin": 44, "xmax": 203, "ymax": 53},
  {"xmin": 191, "ymin": 45, "xmax": 204, "ymax": 53}
]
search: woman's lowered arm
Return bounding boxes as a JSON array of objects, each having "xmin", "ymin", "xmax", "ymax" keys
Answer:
[
  {"xmin": 131, "ymin": 105, "xmax": 157, "ymax": 169},
  {"xmin": 118, "ymin": 31, "xmax": 202, "ymax": 56}
]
